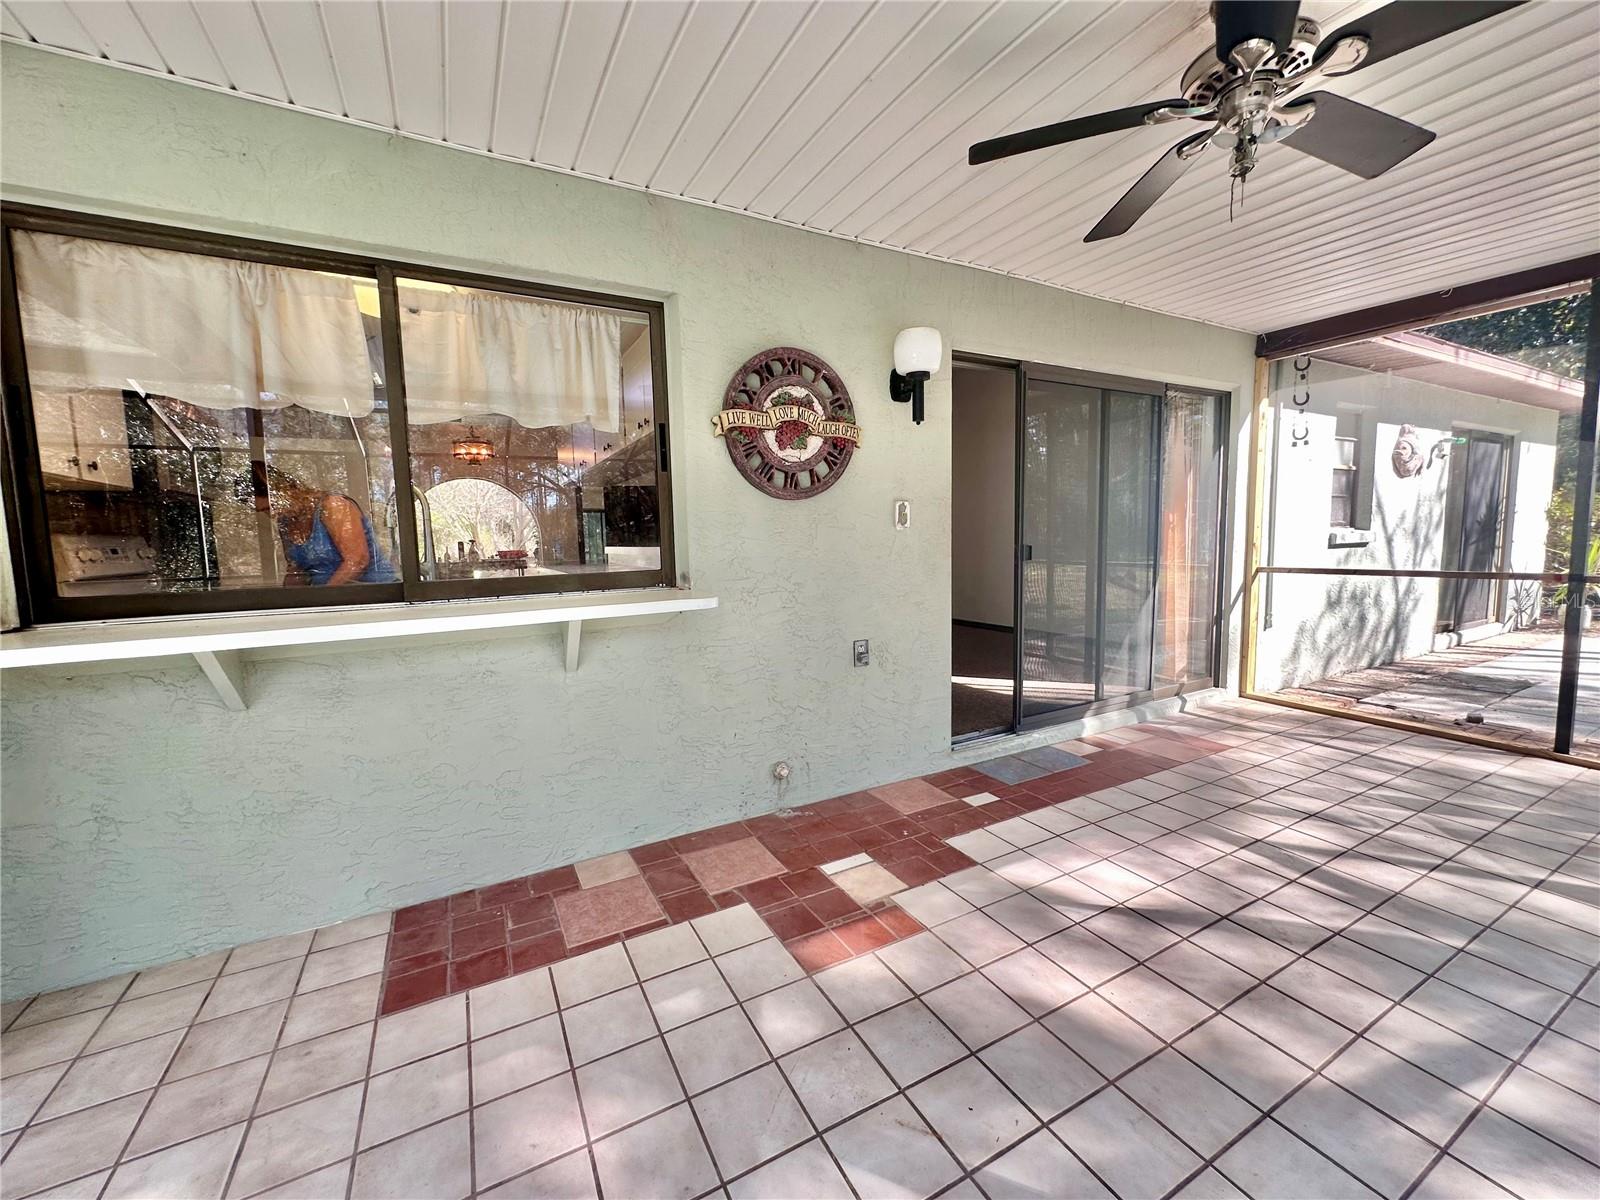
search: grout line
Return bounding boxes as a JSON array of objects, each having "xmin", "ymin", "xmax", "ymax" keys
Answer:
[{"xmin": 1397, "ymin": 958, "xmax": 1600, "ymax": 1199}]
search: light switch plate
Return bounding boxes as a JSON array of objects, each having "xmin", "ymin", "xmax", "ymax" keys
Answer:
[{"xmin": 853, "ymin": 639, "xmax": 870, "ymax": 667}]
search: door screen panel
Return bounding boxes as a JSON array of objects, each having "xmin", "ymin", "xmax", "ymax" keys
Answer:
[
  {"xmin": 1100, "ymin": 391, "xmax": 1160, "ymax": 697},
  {"xmin": 1020, "ymin": 381, "xmax": 1099, "ymax": 719}
]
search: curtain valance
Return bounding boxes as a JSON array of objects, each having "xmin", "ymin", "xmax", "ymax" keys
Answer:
[
  {"xmin": 398, "ymin": 284, "xmax": 622, "ymax": 432},
  {"xmin": 13, "ymin": 231, "xmax": 376, "ymax": 417}
]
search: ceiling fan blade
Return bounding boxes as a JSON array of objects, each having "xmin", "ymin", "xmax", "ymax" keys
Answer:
[
  {"xmin": 1281, "ymin": 92, "xmax": 1435, "ymax": 179},
  {"xmin": 968, "ymin": 99, "xmax": 1191, "ymax": 166},
  {"xmin": 1214, "ymin": 1, "xmax": 1300, "ymax": 63},
  {"xmin": 1085, "ymin": 129, "xmax": 1212, "ymax": 243},
  {"xmin": 1313, "ymin": 1, "xmax": 1522, "ymax": 73}
]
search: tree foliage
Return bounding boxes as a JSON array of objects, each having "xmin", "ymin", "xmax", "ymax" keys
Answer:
[{"xmin": 1429, "ymin": 292, "xmax": 1590, "ymax": 379}]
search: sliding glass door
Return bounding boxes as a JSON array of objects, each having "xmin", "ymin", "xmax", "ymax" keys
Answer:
[
  {"xmin": 1015, "ymin": 366, "xmax": 1225, "ymax": 730},
  {"xmin": 1020, "ymin": 380, "xmax": 1100, "ymax": 719},
  {"xmin": 1020, "ymin": 374, "xmax": 1167, "ymax": 724},
  {"xmin": 951, "ymin": 354, "xmax": 1226, "ymax": 742}
]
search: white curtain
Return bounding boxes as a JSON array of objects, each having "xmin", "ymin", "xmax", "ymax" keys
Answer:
[
  {"xmin": 12, "ymin": 231, "xmax": 376, "ymax": 417},
  {"xmin": 398, "ymin": 283, "xmax": 622, "ymax": 433}
]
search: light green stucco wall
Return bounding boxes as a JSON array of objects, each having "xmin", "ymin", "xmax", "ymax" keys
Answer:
[{"xmin": 0, "ymin": 46, "xmax": 1256, "ymax": 1000}]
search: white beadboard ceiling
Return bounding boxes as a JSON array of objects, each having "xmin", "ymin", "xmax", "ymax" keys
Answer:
[{"xmin": 3, "ymin": 0, "xmax": 1597, "ymax": 334}]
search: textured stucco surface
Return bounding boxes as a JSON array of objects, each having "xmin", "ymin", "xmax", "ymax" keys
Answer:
[{"xmin": 0, "ymin": 47, "xmax": 1256, "ymax": 999}]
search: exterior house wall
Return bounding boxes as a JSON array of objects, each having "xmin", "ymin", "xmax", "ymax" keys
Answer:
[
  {"xmin": 1254, "ymin": 358, "xmax": 1559, "ymax": 691},
  {"xmin": 0, "ymin": 47, "xmax": 1256, "ymax": 999}
]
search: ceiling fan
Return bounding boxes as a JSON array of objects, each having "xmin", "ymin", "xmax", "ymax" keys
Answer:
[{"xmin": 967, "ymin": 1, "xmax": 1523, "ymax": 241}]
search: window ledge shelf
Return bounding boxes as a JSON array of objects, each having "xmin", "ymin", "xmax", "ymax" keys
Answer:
[{"xmin": 0, "ymin": 589, "xmax": 719, "ymax": 708}]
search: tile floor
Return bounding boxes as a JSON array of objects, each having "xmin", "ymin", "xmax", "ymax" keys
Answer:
[
  {"xmin": 2, "ymin": 699, "xmax": 1597, "ymax": 1199},
  {"xmin": 373, "ymin": 722, "xmax": 1224, "ymax": 1017}
]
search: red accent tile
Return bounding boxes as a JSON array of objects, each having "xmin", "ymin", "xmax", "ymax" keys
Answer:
[
  {"xmin": 809, "ymin": 835, "xmax": 864, "ymax": 864},
  {"xmin": 812, "ymin": 791, "xmax": 874, "ymax": 816},
  {"xmin": 775, "ymin": 844, "xmax": 827, "ymax": 872},
  {"xmin": 671, "ymin": 823, "xmax": 750, "ymax": 855},
  {"xmin": 448, "ymin": 892, "xmax": 481, "ymax": 917},
  {"xmin": 924, "ymin": 846, "xmax": 977, "ymax": 874},
  {"xmin": 984, "ymin": 798, "xmax": 1031, "ymax": 817},
  {"xmin": 564, "ymin": 931, "xmax": 625, "ymax": 956},
  {"xmin": 738, "ymin": 877, "xmax": 795, "ymax": 911},
  {"xmin": 526, "ymin": 866, "xmax": 580, "ymax": 895},
  {"xmin": 393, "ymin": 898, "xmax": 450, "ymax": 932},
  {"xmin": 806, "ymin": 887, "xmax": 865, "ymax": 926},
  {"xmin": 452, "ymin": 918, "xmax": 508, "ymax": 959},
  {"xmin": 452, "ymin": 905, "xmax": 505, "ymax": 931},
  {"xmin": 509, "ymin": 930, "xmax": 568, "ymax": 973},
  {"xmin": 388, "ymin": 949, "xmax": 448, "ymax": 975},
  {"xmin": 875, "ymin": 838, "xmax": 929, "ymax": 865},
  {"xmin": 785, "ymin": 930, "xmax": 852, "ymax": 972},
  {"xmin": 919, "ymin": 813, "xmax": 969, "ymax": 840},
  {"xmin": 449, "ymin": 947, "xmax": 509, "ymax": 990},
  {"xmin": 391, "ymin": 921, "xmax": 448, "ymax": 960},
  {"xmin": 661, "ymin": 889, "xmax": 718, "ymax": 923},
  {"xmin": 477, "ymin": 879, "xmax": 530, "ymax": 907},
  {"xmin": 681, "ymin": 837, "xmax": 787, "ymax": 895},
  {"xmin": 779, "ymin": 868, "xmax": 832, "ymax": 899},
  {"xmin": 630, "ymin": 841, "xmax": 679, "ymax": 866},
  {"xmin": 380, "ymin": 964, "xmax": 448, "ymax": 1015},
  {"xmin": 885, "ymin": 857, "xmax": 944, "ymax": 888},
  {"xmin": 555, "ymin": 875, "xmax": 665, "ymax": 948},
  {"xmin": 763, "ymin": 901, "xmax": 826, "ymax": 941},
  {"xmin": 743, "ymin": 813, "xmax": 795, "ymax": 837},
  {"xmin": 878, "ymin": 906, "xmax": 923, "ymax": 939},
  {"xmin": 870, "ymin": 778, "xmax": 958, "ymax": 815},
  {"xmin": 714, "ymin": 891, "xmax": 748, "ymax": 910},
  {"xmin": 507, "ymin": 894, "xmax": 556, "ymax": 931},
  {"xmin": 824, "ymin": 806, "xmax": 900, "ymax": 833},
  {"xmin": 643, "ymin": 860, "xmax": 700, "ymax": 898},
  {"xmin": 943, "ymin": 781, "xmax": 990, "ymax": 799},
  {"xmin": 833, "ymin": 915, "xmax": 897, "ymax": 955}
]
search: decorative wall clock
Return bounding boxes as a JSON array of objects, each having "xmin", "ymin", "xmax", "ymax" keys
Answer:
[{"xmin": 713, "ymin": 346, "xmax": 861, "ymax": 500}]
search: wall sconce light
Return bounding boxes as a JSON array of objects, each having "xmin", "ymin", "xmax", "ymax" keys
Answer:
[{"xmin": 889, "ymin": 326, "xmax": 943, "ymax": 425}]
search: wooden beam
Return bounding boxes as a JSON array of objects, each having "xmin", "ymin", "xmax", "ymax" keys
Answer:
[{"xmin": 1256, "ymin": 256, "xmax": 1600, "ymax": 360}]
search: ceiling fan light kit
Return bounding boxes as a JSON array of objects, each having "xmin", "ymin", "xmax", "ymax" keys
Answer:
[{"xmin": 967, "ymin": 1, "xmax": 1522, "ymax": 241}]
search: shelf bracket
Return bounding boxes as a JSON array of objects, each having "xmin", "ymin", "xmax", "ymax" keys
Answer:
[
  {"xmin": 193, "ymin": 649, "xmax": 247, "ymax": 710},
  {"xmin": 564, "ymin": 620, "xmax": 582, "ymax": 673}
]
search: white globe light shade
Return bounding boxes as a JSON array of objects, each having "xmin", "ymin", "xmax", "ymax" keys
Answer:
[{"xmin": 893, "ymin": 327, "xmax": 943, "ymax": 377}]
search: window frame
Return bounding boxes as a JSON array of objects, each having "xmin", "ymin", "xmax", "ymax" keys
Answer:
[
  {"xmin": 1330, "ymin": 434, "xmax": 1359, "ymax": 528},
  {"xmin": 0, "ymin": 205, "xmax": 675, "ymax": 626}
]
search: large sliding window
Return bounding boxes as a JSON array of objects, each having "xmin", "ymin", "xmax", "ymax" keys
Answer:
[{"xmin": 1, "ymin": 208, "xmax": 672, "ymax": 624}]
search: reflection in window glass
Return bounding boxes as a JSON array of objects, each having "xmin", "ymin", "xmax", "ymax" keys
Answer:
[
  {"xmin": 12, "ymin": 231, "xmax": 397, "ymax": 598},
  {"xmin": 397, "ymin": 279, "xmax": 660, "ymax": 582}
]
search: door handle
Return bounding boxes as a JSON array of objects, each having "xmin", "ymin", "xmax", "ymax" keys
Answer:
[{"xmin": 1021, "ymin": 544, "xmax": 1034, "ymax": 561}]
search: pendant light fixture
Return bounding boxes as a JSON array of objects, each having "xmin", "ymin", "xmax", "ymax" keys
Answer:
[{"xmin": 452, "ymin": 427, "xmax": 495, "ymax": 464}]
